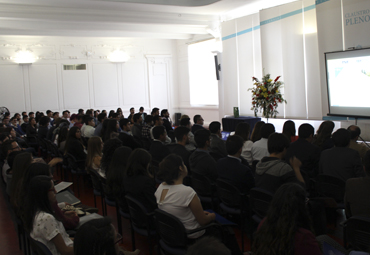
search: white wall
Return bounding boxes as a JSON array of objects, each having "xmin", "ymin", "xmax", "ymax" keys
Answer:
[{"xmin": 0, "ymin": 36, "xmax": 179, "ymax": 118}]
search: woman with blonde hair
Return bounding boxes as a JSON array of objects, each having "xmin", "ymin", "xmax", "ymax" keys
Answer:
[{"xmin": 86, "ymin": 136, "xmax": 103, "ymax": 175}]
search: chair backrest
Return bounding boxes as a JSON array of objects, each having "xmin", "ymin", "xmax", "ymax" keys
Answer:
[
  {"xmin": 125, "ymin": 195, "xmax": 152, "ymax": 230},
  {"xmin": 249, "ymin": 187, "xmax": 274, "ymax": 219},
  {"xmin": 316, "ymin": 174, "xmax": 345, "ymax": 202},
  {"xmin": 66, "ymin": 153, "xmax": 85, "ymax": 172},
  {"xmin": 154, "ymin": 209, "xmax": 188, "ymax": 248},
  {"xmin": 345, "ymin": 216, "xmax": 370, "ymax": 252},
  {"xmin": 191, "ymin": 171, "xmax": 214, "ymax": 197},
  {"xmin": 29, "ymin": 238, "xmax": 53, "ymax": 255},
  {"xmin": 89, "ymin": 168, "xmax": 103, "ymax": 193},
  {"xmin": 100, "ymin": 177, "xmax": 115, "ymax": 201},
  {"xmin": 216, "ymin": 179, "xmax": 244, "ymax": 209}
]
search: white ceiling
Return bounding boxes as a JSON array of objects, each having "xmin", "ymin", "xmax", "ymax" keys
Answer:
[{"xmin": 0, "ymin": 0, "xmax": 298, "ymax": 39}]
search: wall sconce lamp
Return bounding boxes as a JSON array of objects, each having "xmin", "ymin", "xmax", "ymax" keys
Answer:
[
  {"xmin": 12, "ymin": 49, "xmax": 38, "ymax": 64},
  {"xmin": 108, "ymin": 50, "xmax": 130, "ymax": 63}
]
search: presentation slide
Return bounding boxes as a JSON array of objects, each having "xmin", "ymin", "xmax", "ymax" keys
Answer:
[{"xmin": 326, "ymin": 49, "xmax": 370, "ymax": 117}]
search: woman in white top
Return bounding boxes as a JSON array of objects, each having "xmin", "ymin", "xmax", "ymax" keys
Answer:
[
  {"xmin": 155, "ymin": 154, "xmax": 216, "ymax": 238},
  {"xmin": 234, "ymin": 122, "xmax": 253, "ymax": 165},
  {"xmin": 22, "ymin": 175, "xmax": 74, "ymax": 255}
]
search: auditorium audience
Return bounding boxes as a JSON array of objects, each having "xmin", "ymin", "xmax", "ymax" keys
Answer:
[
  {"xmin": 217, "ymin": 135, "xmax": 255, "ymax": 194},
  {"xmin": 253, "ymin": 183, "xmax": 321, "ymax": 255},
  {"xmin": 282, "ymin": 120, "xmax": 298, "ymax": 143},
  {"xmin": 234, "ymin": 122, "xmax": 253, "ymax": 165},
  {"xmin": 209, "ymin": 121, "xmax": 227, "ymax": 158},
  {"xmin": 180, "ymin": 116, "xmax": 196, "ymax": 151},
  {"xmin": 94, "ymin": 112, "xmax": 107, "ymax": 137},
  {"xmin": 104, "ymin": 119, "xmax": 119, "ymax": 142},
  {"xmin": 250, "ymin": 121, "xmax": 265, "ymax": 143},
  {"xmin": 255, "ymin": 133, "xmax": 304, "ymax": 194},
  {"xmin": 251, "ymin": 123, "xmax": 275, "ymax": 161},
  {"xmin": 286, "ymin": 123, "xmax": 321, "ymax": 180},
  {"xmin": 191, "ymin": 114, "xmax": 205, "ymax": 134},
  {"xmin": 319, "ymin": 128, "xmax": 363, "ymax": 182},
  {"xmin": 345, "ymin": 150, "xmax": 370, "ymax": 218},
  {"xmin": 347, "ymin": 125, "xmax": 369, "ymax": 162},
  {"xmin": 189, "ymin": 129, "xmax": 217, "ymax": 181},
  {"xmin": 81, "ymin": 116, "xmax": 95, "ymax": 138}
]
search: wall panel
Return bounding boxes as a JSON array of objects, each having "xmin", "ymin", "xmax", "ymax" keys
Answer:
[
  {"xmin": 0, "ymin": 65, "xmax": 26, "ymax": 113},
  {"xmin": 92, "ymin": 63, "xmax": 119, "ymax": 108},
  {"xmin": 61, "ymin": 67, "xmax": 90, "ymax": 109},
  {"xmin": 121, "ymin": 61, "xmax": 148, "ymax": 106},
  {"xmin": 28, "ymin": 64, "xmax": 59, "ymax": 111}
]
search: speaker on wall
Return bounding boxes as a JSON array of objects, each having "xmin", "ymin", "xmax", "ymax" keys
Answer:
[{"xmin": 214, "ymin": 55, "xmax": 221, "ymax": 80}]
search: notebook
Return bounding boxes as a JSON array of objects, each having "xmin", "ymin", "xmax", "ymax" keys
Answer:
[{"xmin": 56, "ymin": 190, "xmax": 81, "ymax": 206}]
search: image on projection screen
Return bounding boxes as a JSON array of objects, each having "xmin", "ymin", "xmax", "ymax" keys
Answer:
[{"xmin": 327, "ymin": 56, "xmax": 370, "ymax": 108}]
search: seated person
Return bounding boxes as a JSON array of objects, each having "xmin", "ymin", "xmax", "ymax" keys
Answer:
[
  {"xmin": 22, "ymin": 176, "xmax": 74, "ymax": 255},
  {"xmin": 167, "ymin": 126, "xmax": 191, "ymax": 169},
  {"xmin": 180, "ymin": 116, "xmax": 196, "ymax": 151},
  {"xmin": 81, "ymin": 116, "xmax": 95, "ymax": 138},
  {"xmin": 255, "ymin": 133, "xmax": 304, "ymax": 194},
  {"xmin": 141, "ymin": 115, "xmax": 153, "ymax": 140},
  {"xmin": 149, "ymin": 126, "xmax": 171, "ymax": 163},
  {"xmin": 251, "ymin": 123, "xmax": 275, "ymax": 161},
  {"xmin": 118, "ymin": 118, "xmax": 142, "ymax": 150},
  {"xmin": 191, "ymin": 114, "xmax": 205, "ymax": 134},
  {"xmin": 253, "ymin": 183, "xmax": 321, "ymax": 255},
  {"xmin": 123, "ymin": 149, "xmax": 157, "ymax": 212},
  {"xmin": 161, "ymin": 109, "xmax": 173, "ymax": 133},
  {"xmin": 150, "ymin": 115, "xmax": 171, "ymax": 144},
  {"xmin": 64, "ymin": 127, "xmax": 86, "ymax": 170},
  {"xmin": 131, "ymin": 113, "xmax": 143, "ymax": 139},
  {"xmin": 189, "ymin": 129, "xmax": 218, "ymax": 182},
  {"xmin": 319, "ymin": 128, "xmax": 363, "ymax": 182},
  {"xmin": 217, "ymin": 135, "xmax": 255, "ymax": 194},
  {"xmin": 344, "ymin": 150, "xmax": 370, "ymax": 218},
  {"xmin": 286, "ymin": 123, "xmax": 320, "ymax": 180},
  {"xmin": 347, "ymin": 125, "xmax": 369, "ymax": 162},
  {"xmin": 156, "ymin": 154, "xmax": 242, "ymax": 255},
  {"xmin": 209, "ymin": 121, "xmax": 227, "ymax": 158},
  {"xmin": 74, "ymin": 217, "xmax": 139, "ymax": 255},
  {"xmin": 38, "ymin": 116, "xmax": 50, "ymax": 140}
]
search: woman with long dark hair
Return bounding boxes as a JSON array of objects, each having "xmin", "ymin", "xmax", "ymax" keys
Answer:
[
  {"xmin": 86, "ymin": 136, "xmax": 103, "ymax": 175},
  {"xmin": 106, "ymin": 146, "xmax": 132, "ymax": 212},
  {"xmin": 250, "ymin": 121, "xmax": 265, "ymax": 143},
  {"xmin": 22, "ymin": 175, "xmax": 74, "ymax": 255},
  {"xmin": 123, "ymin": 149, "xmax": 156, "ymax": 212},
  {"xmin": 74, "ymin": 217, "xmax": 139, "ymax": 255},
  {"xmin": 282, "ymin": 120, "xmax": 298, "ymax": 143},
  {"xmin": 234, "ymin": 122, "xmax": 253, "ymax": 164},
  {"xmin": 253, "ymin": 183, "xmax": 321, "ymax": 255},
  {"xmin": 100, "ymin": 138, "xmax": 122, "ymax": 178},
  {"xmin": 313, "ymin": 120, "xmax": 335, "ymax": 151},
  {"xmin": 103, "ymin": 119, "xmax": 119, "ymax": 142},
  {"xmin": 64, "ymin": 126, "xmax": 86, "ymax": 165}
]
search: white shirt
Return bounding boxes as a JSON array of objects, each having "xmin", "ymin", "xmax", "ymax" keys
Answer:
[
  {"xmin": 31, "ymin": 212, "xmax": 73, "ymax": 255},
  {"xmin": 251, "ymin": 138, "xmax": 269, "ymax": 161},
  {"xmin": 82, "ymin": 125, "xmax": 95, "ymax": 138},
  {"xmin": 241, "ymin": 140, "xmax": 254, "ymax": 164},
  {"xmin": 155, "ymin": 183, "xmax": 204, "ymax": 238}
]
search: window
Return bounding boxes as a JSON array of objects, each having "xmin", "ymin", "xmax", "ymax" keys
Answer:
[
  {"xmin": 63, "ymin": 64, "xmax": 86, "ymax": 70},
  {"xmin": 188, "ymin": 39, "xmax": 219, "ymax": 106}
]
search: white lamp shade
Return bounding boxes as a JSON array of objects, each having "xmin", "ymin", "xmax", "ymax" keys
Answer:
[
  {"xmin": 13, "ymin": 50, "xmax": 37, "ymax": 64},
  {"xmin": 108, "ymin": 50, "xmax": 130, "ymax": 63}
]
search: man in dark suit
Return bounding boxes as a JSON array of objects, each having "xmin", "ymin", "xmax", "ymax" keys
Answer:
[
  {"xmin": 118, "ymin": 118, "xmax": 142, "ymax": 150},
  {"xmin": 191, "ymin": 114, "xmax": 205, "ymax": 134},
  {"xmin": 161, "ymin": 109, "xmax": 172, "ymax": 133},
  {"xmin": 189, "ymin": 129, "xmax": 218, "ymax": 182},
  {"xmin": 319, "ymin": 128, "xmax": 364, "ymax": 182},
  {"xmin": 217, "ymin": 135, "xmax": 255, "ymax": 194},
  {"xmin": 209, "ymin": 121, "xmax": 227, "ymax": 158},
  {"xmin": 149, "ymin": 125, "xmax": 171, "ymax": 163},
  {"xmin": 167, "ymin": 126, "xmax": 191, "ymax": 169},
  {"xmin": 139, "ymin": 106, "xmax": 147, "ymax": 122},
  {"xmin": 345, "ymin": 150, "xmax": 370, "ymax": 217},
  {"xmin": 286, "ymin": 123, "xmax": 321, "ymax": 180},
  {"xmin": 131, "ymin": 113, "xmax": 143, "ymax": 139}
]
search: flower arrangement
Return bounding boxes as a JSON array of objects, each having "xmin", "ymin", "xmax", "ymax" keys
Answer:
[{"xmin": 249, "ymin": 74, "xmax": 287, "ymax": 119}]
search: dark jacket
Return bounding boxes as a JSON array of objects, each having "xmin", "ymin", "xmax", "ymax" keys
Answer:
[
  {"xmin": 210, "ymin": 134, "xmax": 227, "ymax": 157},
  {"xmin": 118, "ymin": 132, "xmax": 142, "ymax": 150},
  {"xmin": 150, "ymin": 140, "xmax": 171, "ymax": 163},
  {"xmin": 167, "ymin": 143, "xmax": 191, "ymax": 169},
  {"xmin": 189, "ymin": 149, "xmax": 218, "ymax": 181},
  {"xmin": 217, "ymin": 156, "xmax": 255, "ymax": 194}
]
